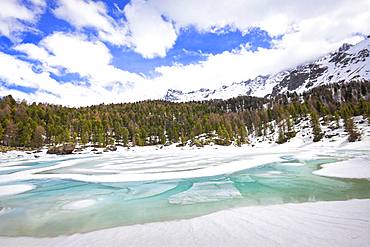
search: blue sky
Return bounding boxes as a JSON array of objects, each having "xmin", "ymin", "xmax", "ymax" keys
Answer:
[
  {"xmin": 110, "ymin": 27, "xmax": 274, "ymax": 75},
  {"xmin": 0, "ymin": 0, "xmax": 369, "ymax": 106}
]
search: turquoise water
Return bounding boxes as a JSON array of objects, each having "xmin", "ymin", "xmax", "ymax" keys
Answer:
[{"xmin": 0, "ymin": 153, "xmax": 370, "ymax": 237}]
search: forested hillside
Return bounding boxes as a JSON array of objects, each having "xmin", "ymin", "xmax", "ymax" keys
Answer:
[{"xmin": 0, "ymin": 81, "xmax": 369, "ymax": 149}]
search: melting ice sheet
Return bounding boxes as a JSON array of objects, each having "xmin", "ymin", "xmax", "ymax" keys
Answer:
[
  {"xmin": 168, "ymin": 181, "xmax": 242, "ymax": 205},
  {"xmin": 0, "ymin": 148, "xmax": 370, "ymax": 237}
]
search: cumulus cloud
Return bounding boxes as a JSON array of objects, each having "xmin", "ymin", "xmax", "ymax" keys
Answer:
[
  {"xmin": 0, "ymin": 51, "xmax": 58, "ymax": 91},
  {"xmin": 53, "ymin": 0, "xmax": 128, "ymax": 46},
  {"xmin": 0, "ymin": 48, "xmax": 149, "ymax": 106},
  {"xmin": 0, "ymin": 0, "xmax": 45, "ymax": 40},
  {"xmin": 123, "ymin": 0, "xmax": 177, "ymax": 58},
  {"xmin": 53, "ymin": 0, "xmax": 177, "ymax": 58},
  {"xmin": 8, "ymin": 32, "xmax": 151, "ymax": 106},
  {"xmin": 15, "ymin": 32, "xmax": 143, "ymax": 86},
  {"xmin": 148, "ymin": 0, "xmax": 369, "ymax": 37},
  {"xmin": 52, "ymin": 0, "xmax": 370, "ymax": 61},
  {"xmin": 1, "ymin": 0, "xmax": 370, "ymax": 105},
  {"xmin": 143, "ymin": 0, "xmax": 370, "ymax": 92},
  {"xmin": 127, "ymin": 0, "xmax": 369, "ymax": 59}
]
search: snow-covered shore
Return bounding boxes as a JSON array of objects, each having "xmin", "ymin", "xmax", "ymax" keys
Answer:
[
  {"xmin": 0, "ymin": 146, "xmax": 286, "ymax": 183},
  {"xmin": 1, "ymin": 199, "xmax": 369, "ymax": 247},
  {"xmin": 1, "ymin": 142, "xmax": 369, "ymax": 184},
  {"xmin": 1, "ymin": 127, "xmax": 370, "ymax": 184},
  {"xmin": 0, "ymin": 116, "xmax": 369, "ymax": 245},
  {"xmin": 313, "ymin": 156, "xmax": 370, "ymax": 179}
]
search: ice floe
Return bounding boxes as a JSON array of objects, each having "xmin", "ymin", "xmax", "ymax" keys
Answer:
[{"xmin": 0, "ymin": 184, "xmax": 35, "ymax": 197}]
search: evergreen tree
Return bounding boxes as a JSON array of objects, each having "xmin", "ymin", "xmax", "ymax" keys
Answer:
[
  {"xmin": 18, "ymin": 122, "xmax": 32, "ymax": 147},
  {"xmin": 135, "ymin": 132, "xmax": 144, "ymax": 146},
  {"xmin": 97, "ymin": 128, "xmax": 105, "ymax": 147},
  {"xmin": 311, "ymin": 111, "xmax": 323, "ymax": 142},
  {"xmin": 80, "ymin": 120, "xmax": 90, "ymax": 145},
  {"xmin": 0, "ymin": 124, "xmax": 3, "ymax": 145},
  {"xmin": 238, "ymin": 125, "xmax": 247, "ymax": 143},
  {"xmin": 80, "ymin": 130, "xmax": 89, "ymax": 145},
  {"xmin": 121, "ymin": 127, "xmax": 129, "ymax": 146},
  {"xmin": 286, "ymin": 118, "xmax": 296, "ymax": 139},
  {"xmin": 73, "ymin": 132, "xmax": 78, "ymax": 144},
  {"xmin": 63, "ymin": 129, "xmax": 71, "ymax": 143},
  {"xmin": 0, "ymin": 81, "xmax": 368, "ymax": 148},
  {"xmin": 276, "ymin": 124, "xmax": 287, "ymax": 144},
  {"xmin": 344, "ymin": 117, "xmax": 361, "ymax": 142},
  {"xmin": 4, "ymin": 121, "xmax": 18, "ymax": 146},
  {"xmin": 334, "ymin": 112, "xmax": 340, "ymax": 129},
  {"xmin": 31, "ymin": 126, "xmax": 45, "ymax": 148},
  {"xmin": 159, "ymin": 128, "xmax": 166, "ymax": 145}
]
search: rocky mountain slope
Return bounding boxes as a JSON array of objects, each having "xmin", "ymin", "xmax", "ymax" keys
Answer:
[{"xmin": 164, "ymin": 38, "xmax": 370, "ymax": 102}]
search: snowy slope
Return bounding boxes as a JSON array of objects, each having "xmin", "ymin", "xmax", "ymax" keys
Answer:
[{"xmin": 164, "ymin": 38, "xmax": 370, "ymax": 102}]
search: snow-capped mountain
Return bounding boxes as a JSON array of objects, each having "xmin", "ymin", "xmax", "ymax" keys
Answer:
[{"xmin": 164, "ymin": 38, "xmax": 370, "ymax": 102}]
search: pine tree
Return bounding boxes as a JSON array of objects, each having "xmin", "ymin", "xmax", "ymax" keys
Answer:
[
  {"xmin": 31, "ymin": 125, "xmax": 45, "ymax": 148},
  {"xmin": 344, "ymin": 117, "xmax": 361, "ymax": 142},
  {"xmin": 0, "ymin": 124, "xmax": 3, "ymax": 145},
  {"xmin": 0, "ymin": 81, "xmax": 367, "ymax": 149},
  {"xmin": 80, "ymin": 120, "xmax": 90, "ymax": 145},
  {"xmin": 121, "ymin": 127, "xmax": 129, "ymax": 146},
  {"xmin": 63, "ymin": 129, "xmax": 71, "ymax": 143},
  {"xmin": 135, "ymin": 132, "xmax": 144, "ymax": 146},
  {"xmin": 311, "ymin": 111, "xmax": 323, "ymax": 142},
  {"xmin": 73, "ymin": 132, "xmax": 78, "ymax": 144},
  {"xmin": 97, "ymin": 128, "xmax": 104, "ymax": 147},
  {"xmin": 276, "ymin": 125, "xmax": 287, "ymax": 144},
  {"xmin": 80, "ymin": 130, "xmax": 89, "ymax": 145},
  {"xmin": 159, "ymin": 128, "xmax": 166, "ymax": 145},
  {"xmin": 334, "ymin": 112, "xmax": 340, "ymax": 129},
  {"xmin": 4, "ymin": 121, "xmax": 18, "ymax": 146},
  {"xmin": 286, "ymin": 118, "xmax": 296, "ymax": 139},
  {"xmin": 180, "ymin": 131, "xmax": 187, "ymax": 145},
  {"xmin": 18, "ymin": 122, "xmax": 32, "ymax": 147},
  {"xmin": 238, "ymin": 125, "xmax": 247, "ymax": 143}
]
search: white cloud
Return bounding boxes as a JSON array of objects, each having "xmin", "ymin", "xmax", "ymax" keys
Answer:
[
  {"xmin": 0, "ymin": 48, "xmax": 150, "ymax": 106},
  {"xmin": 2, "ymin": 0, "xmax": 370, "ymax": 105},
  {"xmin": 9, "ymin": 32, "xmax": 157, "ymax": 106},
  {"xmin": 15, "ymin": 32, "xmax": 143, "ymax": 87},
  {"xmin": 148, "ymin": 0, "xmax": 363, "ymax": 36},
  {"xmin": 0, "ymin": 0, "xmax": 45, "ymax": 40},
  {"xmin": 123, "ymin": 0, "xmax": 177, "ymax": 58},
  {"xmin": 120, "ymin": 0, "xmax": 370, "ymax": 59},
  {"xmin": 75, "ymin": 0, "xmax": 369, "ymax": 59},
  {"xmin": 139, "ymin": 0, "xmax": 370, "ymax": 93},
  {"xmin": 53, "ymin": 0, "xmax": 178, "ymax": 59},
  {"xmin": 150, "ymin": 33, "xmax": 367, "ymax": 95},
  {"xmin": 53, "ymin": 0, "xmax": 128, "ymax": 46},
  {"xmin": 0, "ymin": 50, "xmax": 64, "ymax": 93}
]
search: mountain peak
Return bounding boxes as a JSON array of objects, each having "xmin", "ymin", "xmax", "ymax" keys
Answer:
[
  {"xmin": 338, "ymin": 43, "xmax": 352, "ymax": 52},
  {"xmin": 163, "ymin": 39, "xmax": 370, "ymax": 102}
]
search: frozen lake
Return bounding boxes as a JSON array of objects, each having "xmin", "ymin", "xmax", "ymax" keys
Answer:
[{"xmin": 0, "ymin": 147, "xmax": 370, "ymax": 237}]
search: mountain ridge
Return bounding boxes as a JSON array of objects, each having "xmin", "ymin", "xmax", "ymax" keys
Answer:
[{"xmin": 164, "ymin": 37, "xmax": 370, "ymax": 102}]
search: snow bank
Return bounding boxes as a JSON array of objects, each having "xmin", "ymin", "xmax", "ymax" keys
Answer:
[
  {"xmin": 1, "ymin": 199, "xmax": 369, "ymax": 246},
  {"xmin": 313, "ymin": 156, "xmax": 370, "ymax": 179}
]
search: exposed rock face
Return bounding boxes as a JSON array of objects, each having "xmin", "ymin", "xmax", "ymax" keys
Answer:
[
  {"xmin": 271, "ymin": 64, "xmax": 328, "ymax": 96},
  {"xmin": 47, "ymin": 144, "xmax": 75, "ymax": 155},
  {"xmin": 164, "ymin": 89, "xmax": 185, "ymax": 101},
  {"xmin": 108, "ymin": 145, "xmax": 117, "ymax": 151},
  {"xmin": 103, "ymin": 145, "xmax": 117, "ymax": 152}
]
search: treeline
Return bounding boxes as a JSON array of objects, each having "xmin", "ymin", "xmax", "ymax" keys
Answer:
[{"xmin": 0, "ymin": 81, "xmax": 369, "ymax": 148}]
